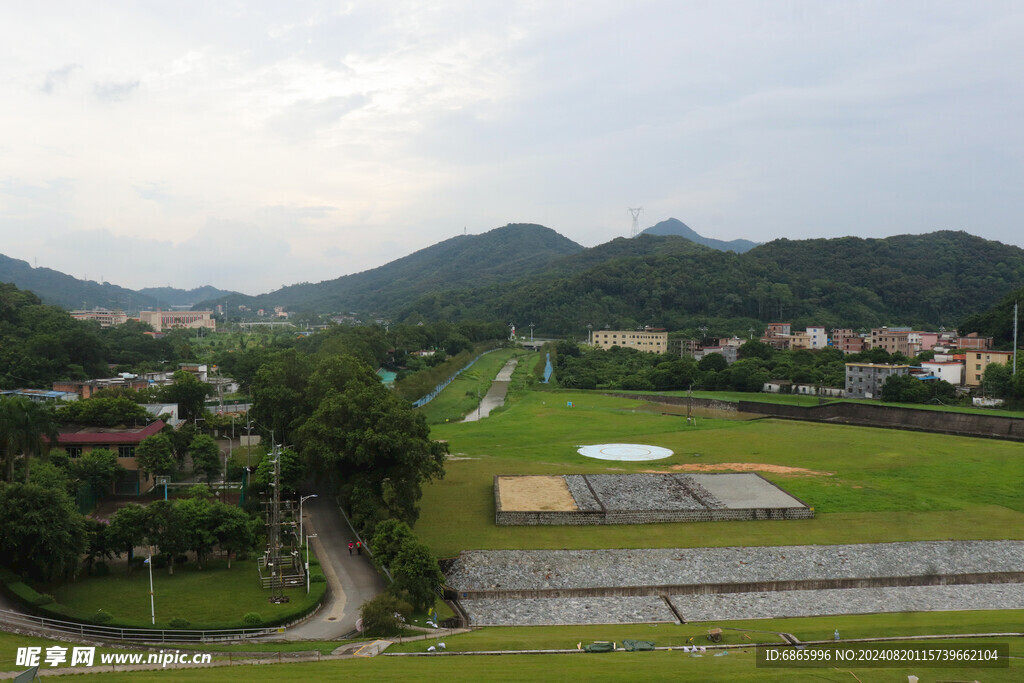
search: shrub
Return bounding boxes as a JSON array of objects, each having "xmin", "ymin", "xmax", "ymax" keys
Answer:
[
  {"xmin": 174, "ymin": 555, "xmax": 189, "ymax": 565},
  {"xmin": 32, "ymin": 593, "xmax": 54, "ymax": 606},
  {"xmin": 168, "ymin": 617, "xmax": 190, "ymax": 628},
  {"xmin": 243, "ymin": 612, "xmax": 262, "ymax": 625},
  {"xmin": 359, "ymin": 593, "xmax": 412, "ymax": 637},
  {"xmin": 152, "ymin": 554, "xmax": 169, "ymax": 569},
  {"xmin": 310, "ymin": 575, "xmax": 326, "ymax": 583},
  {"xmin": 93, "ymin": 610, "xmax": 113, "ymax": 623},
  {"xmin": 92, "ymin": 562, "xmax": 110, "ymax": 577}
]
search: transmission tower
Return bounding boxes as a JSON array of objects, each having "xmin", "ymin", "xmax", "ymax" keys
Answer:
[{"xmin": 628, "ymin": 207, "xmax": 644, "ymax": 237}]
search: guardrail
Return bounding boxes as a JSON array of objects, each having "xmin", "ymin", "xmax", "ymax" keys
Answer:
[{"xmin": 0, "ymin": 608, "xmax": 282, "ymax": 643}]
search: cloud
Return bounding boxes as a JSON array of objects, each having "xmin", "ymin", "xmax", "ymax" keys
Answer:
[
  {"xmin": 266, "ymin": 95, "xmax": 370, "ymax": 141},
  {"xmin": 93, "ymin": 79, "xmax": 140, "ymax": 101},
  {"xmin": 41, "ymin": 64, "xmax": 79, "ymax": 94}
]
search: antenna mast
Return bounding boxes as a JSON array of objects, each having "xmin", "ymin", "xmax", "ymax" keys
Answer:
[{"xmin": 627, "ymin": 207, "xmax": 644, "ymax": 237}]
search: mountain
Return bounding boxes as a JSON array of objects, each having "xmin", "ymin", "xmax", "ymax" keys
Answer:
[
  {"xmin": 640, "ymin": 218, "xmax": 760, "ymax": 253},
  {"xmin": 197, "ymin": 223, "xmax": 584, "ymax": 313},
  {"xmin": 0, "ymin": 253, "xmax": 162, "ymax": 311},
  {"xmin": 396, "ymin": 230, "xmax": 1024, "ymax": 334},
  {"xmin": 137, "ymin": 285, "xmax": 239, "ymax": 308}
]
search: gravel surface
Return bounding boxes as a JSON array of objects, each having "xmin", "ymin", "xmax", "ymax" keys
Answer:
[
  {"xmin": 585, "ymin": 474, "xmax": 723, "ymax": 511},
  {"xmin": 671, "ymin": 583, "xmax": 1024, "ymax": 621},
  {"xmin": 461, "ymin": 596, "xmax": 675, "ymax": 626},
  {"xmin": 564, "ymin": 475, "xmax": 602, "ymax": 511},
  {"xmin": 445, "ymin": 541, "xmax": 1024, "ymax": 591}
]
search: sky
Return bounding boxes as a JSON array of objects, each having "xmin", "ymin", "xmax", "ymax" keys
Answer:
[{"xmin": 2, "ymin": 1, "xmax": 1022, "ymax": 295}]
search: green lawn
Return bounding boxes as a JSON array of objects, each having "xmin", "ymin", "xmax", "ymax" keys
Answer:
[
  {"xmin": 416, "ymin": 348, "xmax": 532, "ymax": 425},
  {"xmin": 46, "ymin": 556, "xmax": 326, "ymax": 629},
  {"xmin": 418, "ymin": 389, "xmax": 1024, "ymax": 557}
]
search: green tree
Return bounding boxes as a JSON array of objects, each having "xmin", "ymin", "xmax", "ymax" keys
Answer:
[
  {"xmin": 295, "ymin": 356, "xmax": 446, "ymax": 535},
  {"xmin": 213, "ymin": 504, "xmax": 257, "ymax": 569},
  {"xmin": 136, "ymin": 434, "xmax": 176, "ymax": 479},
  {"xmin": 0, "ymin": 397, "xmax": 59, "ymax": 483},
  {"xmin": 71, "ymin": 448, "xmax": 125, "ymax": 499},
  {"xmin": 55, "ymin": 397, "xmax": 150, "ymax": 428},
  {"xmin": 189, "ymin": 434, "xmax": 222, "ymax": 483},
  {"xmin": 982, "ymin": 363, "xmax": 1014, "ymax": 399},
  {"xmin": 390, "ymin": 540, "xmax": 444, "ymax": 612},
  {"xmin": 254, "ymin": 447, "xmax": 305, "ymax": 494},
  {"xmin": 82, "ymin": 518, "xmax": 114, "ymax": 575},
  {"xmin": 177, "ymin": 493, "xmax": 217, "ymax": 569},
  {"xmin": 359, "ymin": 593, "xmax": 412, "ymax": 637},
  {"xmin": 146, "ymin": 500, "xmax": 190, "ymax": 574},
  {"xmin": 370, "ymin": 518, "xmax": 415, "ymax": 572},
  {"xmin": 160, "ymin": 370, "xmax": 211, "ymax": 424},
  {"xmin": 107, "ymin": 503, "xmax": 149, "ymax": 571},
  {"xmin": 0, "ymin": 482, "xmax": 86, "ymax": 581}
]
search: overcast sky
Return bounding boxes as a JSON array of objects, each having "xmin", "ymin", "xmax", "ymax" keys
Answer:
[{"xmin": 2, "ymin": 1, "xmax": 1022, "ymax": 295}]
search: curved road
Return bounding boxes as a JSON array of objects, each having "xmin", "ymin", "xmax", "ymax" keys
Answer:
[{"xmin": 277, "ymin": 495, "xmax": 387, "ymax": 640}]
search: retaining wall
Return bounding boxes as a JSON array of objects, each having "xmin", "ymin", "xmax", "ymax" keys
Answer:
[
  {"xmin": 450, "ymin": 571, "xmax": 1024, "ymax": 601},
  {"xmin": 495, "ymin": 507, "xmax": 813, "ymax": 526}
]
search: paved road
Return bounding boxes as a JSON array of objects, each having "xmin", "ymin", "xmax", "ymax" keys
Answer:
[
  {"xmin": 276, "ymin": 495, "xmax": 387, "ymax": 640},
  {"xmin": 462, "ymin": 358, "xmax": 518, "ymax": 422}
]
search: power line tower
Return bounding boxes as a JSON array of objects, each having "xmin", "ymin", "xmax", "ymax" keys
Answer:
[{"xmin": 628, "ymin": 207, "xmax": 644, "ymax": 237}]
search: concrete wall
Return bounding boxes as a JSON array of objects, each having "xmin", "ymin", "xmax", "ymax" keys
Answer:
[
  {"xmin": 495, "ymin": 507, "xmax": 812, "ymax": 526},
  {"xmin": 737, "ymin": 400, "xmax": 1024, "ymax": 442}
]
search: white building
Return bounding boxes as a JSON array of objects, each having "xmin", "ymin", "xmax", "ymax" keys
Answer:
[
  {"xmin": 806, "ymin": 326, "xmax": 827, "ymax": 349},
  {"xmin": 920, "ymin": 361, "xmax": 964, "ymax": 386}
]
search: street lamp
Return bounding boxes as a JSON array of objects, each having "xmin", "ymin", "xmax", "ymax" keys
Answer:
[
  {"xmin": 299, "ymin": 494, "xmax": 318, "ymax": 542},
  {"xmin": 305, "ymin": 534, "xmax": 318, "ymax": 594},
  {"xmin": 146, "ymin": 547, "xmax": 155, "ymax": 625}
]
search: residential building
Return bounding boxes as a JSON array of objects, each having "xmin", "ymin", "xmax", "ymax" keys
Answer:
[
  {"xmin": 70, "ymin": 308, "xmax": 128, "ymax": 327},
  {"xmin": 789, "ymin": 332, "xmax": 813, "ymax": 350},
  {"xmin": 806, "ymin": 326, "xmax": 827, "ymax": 349},
  {"xmin": 954, "ymin": 333, "xmax": 993, "ymax": 351},
  {"xmin": 138, "ymin": 310, "xmax": 215, "ymax": 333},
  {"xmin": 52, "ymin": 420, "xmax": 166, "ymax": 495},
  {"xmin": 760, "ymin": 322, "xmax": 793, "ymax": 350},
  {"xmin": 919, "ymin": 361, "xmax": 964, "ymax": 386},
  {"xmin": 867, "ymin": 327, "xmax": 912, "ymax": 356},
  {"xmin": 591, "ymin": 329, "xmax": 668, "ymax": 353},
  {"xmin": 845, "ymin": 363, "xmax": 911, "ymax": 399},
  {"xmin": 964, "ymin": 350, "xmax": 1014, "ymax": 387},
  {"xmin": 831, "ymin": 329, "xmax": 865, "ymax": 354}
]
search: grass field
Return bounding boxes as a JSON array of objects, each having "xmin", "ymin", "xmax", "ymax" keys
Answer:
[
  {"xmin": 418, "ymin": 389, "xmax": 1024, "ymax": 556},
  {"xmin": 679, "ymin": 389, "xmax": 1024, "ymax": 417},
  {"xmin": 416, "ymin": 348, "xmax": 530, "ymax": 425},
  {"xmin": 47, "ymin": 556, "xmax": 326, "ymax": 629}
]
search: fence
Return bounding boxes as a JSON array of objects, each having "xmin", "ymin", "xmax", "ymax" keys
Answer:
[
  {"xmin": 0, "ymin": 608, "xmax": 282, "ymax": 643},
  {"xmin": 411, "ymin": 349, "xmax": 500, "ymax": 408}
]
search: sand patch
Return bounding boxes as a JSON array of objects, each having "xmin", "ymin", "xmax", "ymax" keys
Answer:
[
  {"xmin": 644, "ymin": 462, "xmax": 832, "ymax": 476},
  {"xmin": 497, "ymin": 476, "xmax": 578, "ymax": 511}
]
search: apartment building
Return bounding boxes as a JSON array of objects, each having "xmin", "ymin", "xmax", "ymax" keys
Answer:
[
  {"xmin": 845, "ymin": 363, "xmax": 910, "ymax": 399},
  {"xmin": 964, "ymin": 350, "xmax": 1015, "ymax": 387}
]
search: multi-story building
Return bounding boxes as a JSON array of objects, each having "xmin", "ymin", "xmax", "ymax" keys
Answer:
[
  {"xmin": 0, "ymin": 389, "xmax": 79, "ymax": 403},
  {"xmin": 53, "ymin": 376, "xmax": 153, "ymax": 399},
  {"xmin": 789, "ymin": 332, "xmax": 813, "ymax": 350},
  {"xmin": 831, "ymin": 329, "xmax": 865, "ymax": 354},
  {"xmin": 806, "ymin": 326, "xmax": 827, "ymax": 349},
  {"xmin": 964, "ymin": 350, "xmax": 1015, "ymax": 386},
  {"xmin": 845, "ymin": 363, "xmax": 911, "ymax": 399},
  {"xmin": 70, "ymin": 308, "xmax": 128, "ymax": 327},
  {"xmin": 867, "ymin": 327, "xmax": 912, "ymax": 356},
  {"xmin": 138, "ymin": 310, "xmax": 215, "ymax": 333},
  {"xmin": 667, "ymin": 338, "xmax": 701, "ymax": 357},
  {"xmin": 591, "ymin": 329, "xmax": 668, "ymax": 353}
]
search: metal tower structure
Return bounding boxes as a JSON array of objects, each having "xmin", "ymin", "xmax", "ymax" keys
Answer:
[
  {"xmin": 628, "ymin": 207, "xmax": 644, "ymax": 237},
  {"xmin": 266, "ymin": 448, "xmax": 288, "ymax": 603}
]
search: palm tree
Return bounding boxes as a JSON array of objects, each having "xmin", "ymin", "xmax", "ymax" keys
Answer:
[{"xmin": 0, "ymin": 397, "xmax": 59, "ymax": 483}]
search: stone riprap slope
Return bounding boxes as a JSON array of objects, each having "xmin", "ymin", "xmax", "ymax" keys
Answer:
[
  {"xmin": 446, "ymin": 541, "xmax": 1024, "ymax": 592},
  {"xmin": 584, "ymin": 474, "xmax": 723, "ymax": 510},
  {"xmin": 461, "ymin": 596, "xmax": 675, "ymax": 626},
  {"xmin": 670, "ymin": 584, "xmax": 1024, "ymax": 622}
]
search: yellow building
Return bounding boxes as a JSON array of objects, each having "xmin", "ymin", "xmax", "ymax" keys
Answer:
[
  {"xmin": 591, "ymin": 330, "xmax": 668, "ymax": 353},
  {"xmin": 964, "ymin": 350, "xmax": 1015, "ymax": 386}
]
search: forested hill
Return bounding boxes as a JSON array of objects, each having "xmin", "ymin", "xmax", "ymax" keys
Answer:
[
  {"xmin": 197, "ymin": 223, "xmax": 584, "ymax": 313},
  {"xmin": 397, "ymin": 230, "xmax": 1024, "ymax": 334},
  {"xmin": 137, "ymin": 285, "xmax": 239, "ymax": 307},
  {"xmin": 0, "ymin": 253, "xmax": 162, "ymax": 310}
]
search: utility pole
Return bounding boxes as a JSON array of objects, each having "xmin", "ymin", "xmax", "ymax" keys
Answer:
[{"xmin": 1014, "ymin": 301, "xmax": 1019, "ymax": 375}]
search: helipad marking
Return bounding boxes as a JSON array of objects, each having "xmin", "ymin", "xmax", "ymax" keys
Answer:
[{"xmin": 577, "ymin": 443, "xmax": 674, "ymax": 461}]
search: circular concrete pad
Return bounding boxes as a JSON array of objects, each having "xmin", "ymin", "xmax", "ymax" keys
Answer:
[{"xmin": 577, "ymin": 443, "xmax": 674, "ymax": 461}]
